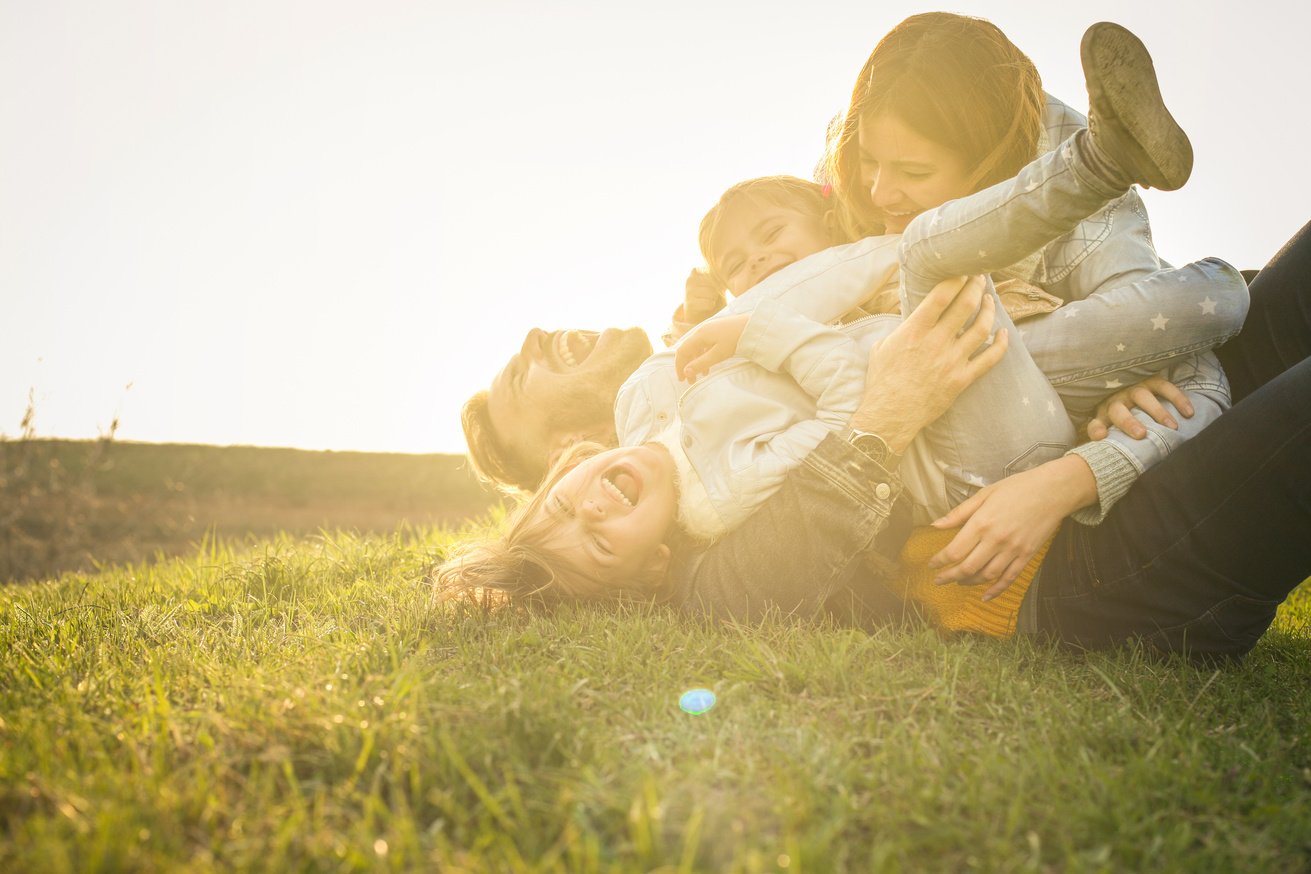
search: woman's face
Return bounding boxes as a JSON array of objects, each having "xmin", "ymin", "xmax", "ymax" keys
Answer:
[
  {"xmin": 856, "ymin": 112, "xmax": 974, "ymax": 234},
  {"xmin": 533, "ymin": 443, "xmax": 679, "ymax": 594}
]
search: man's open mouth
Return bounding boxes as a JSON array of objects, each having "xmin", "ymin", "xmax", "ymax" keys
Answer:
[
  {"xmin": 556, "ymin": 331, "xmax": 599, "ymax": 368},
  {"xmin": 601, "ymin": 464, "xmax": 640, "ymax": 507}
]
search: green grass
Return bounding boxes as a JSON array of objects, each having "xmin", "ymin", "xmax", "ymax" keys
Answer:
[{"xmin": 3, "ymin": 525, "xmax": 1310, "ymax": 872}]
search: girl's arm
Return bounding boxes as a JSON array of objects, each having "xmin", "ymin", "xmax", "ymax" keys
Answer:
[
  {"xmin": 674, "ymin": 302, "xmax": 870, "ymax": 529},
  {"xmin": 674, "ymin": 304, "xmax": 866, "ymax": 434}
]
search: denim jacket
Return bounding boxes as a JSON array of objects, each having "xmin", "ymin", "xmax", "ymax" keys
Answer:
[{"xmin": 669, "ymin": 432, "xmax": 911, "ymax": 623}]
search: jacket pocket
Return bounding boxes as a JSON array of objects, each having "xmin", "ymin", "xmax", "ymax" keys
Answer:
[{"xmin": 995, "ymin": 279, "xmax": 1063, "ymax": 322}]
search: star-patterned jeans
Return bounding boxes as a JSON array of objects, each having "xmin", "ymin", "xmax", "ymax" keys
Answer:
[
  {"xmin": 895, "ymin": 129, "xmax": 1248, "ymax": 519},
  {"xmin": 1030, "ymin": 220, "xmax": 1311, "ymax": 660}
]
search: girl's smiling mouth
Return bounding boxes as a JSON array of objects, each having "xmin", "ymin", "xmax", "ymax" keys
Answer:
[{"xmin": 602, "ymin": 463, "xmax": 640, "ymax": 507}]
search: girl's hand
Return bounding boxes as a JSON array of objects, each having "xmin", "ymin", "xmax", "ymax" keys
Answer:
[
  {"xmin": 928, "ymin": 455, "xmax": 1098, "ymax": 601},
  {"xmin": 684, "ymin": 268, "xmax": 727, "ymax": 326},
  {"xmin": 1085, "ymin": 374, "xmax": 1193, "ymax": 440},
  {"xmin": 675, "ymin": 314, "xmax": 750, "ymax": 383}
]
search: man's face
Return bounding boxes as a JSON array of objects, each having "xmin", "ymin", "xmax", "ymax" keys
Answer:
[{"xmin": 486, "ymin": 327, "xmax": 653, "ymax": 482}]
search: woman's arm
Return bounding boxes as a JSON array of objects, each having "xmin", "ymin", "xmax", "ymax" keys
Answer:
[{"xmin": 928, "ymin": 454, "xmax": 1098, "ymax": 600}]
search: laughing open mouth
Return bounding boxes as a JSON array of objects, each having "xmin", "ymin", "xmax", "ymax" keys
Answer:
[
  {"xmin": 601, "ymin": 465, "xmax": 639, "ymax": 507},
  {"xmin": 556, "ymin": 331, "xmax": 599, "ymax": 368}
]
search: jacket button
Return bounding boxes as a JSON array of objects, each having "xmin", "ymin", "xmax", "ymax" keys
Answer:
[
  {"xmin": 682, "ymin": 434, "xmax": 693, "ymax": 448},
  {"xmin": 874, "ymin": 483, "xmax": 891, "ymax": 500}
]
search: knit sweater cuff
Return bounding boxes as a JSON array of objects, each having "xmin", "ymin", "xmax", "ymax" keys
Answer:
[{"xmin": 1066, "ymin": 440, "xmax": 1142, "ymax": 526}]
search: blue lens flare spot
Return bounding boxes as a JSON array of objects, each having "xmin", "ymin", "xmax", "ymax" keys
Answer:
[{"xmin": 679, "ymin": 688, "xmax": 716, "ymax": 714}]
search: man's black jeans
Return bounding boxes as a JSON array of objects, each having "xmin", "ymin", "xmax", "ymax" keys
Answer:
[{"xmin": 1035, "ymin": 220, "xmax": 1311, "ymax": 659}]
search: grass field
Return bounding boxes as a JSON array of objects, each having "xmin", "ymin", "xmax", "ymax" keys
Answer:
[{"xmin": 3, "ymin": 523, "xmax": 1310, "ymax": 872}]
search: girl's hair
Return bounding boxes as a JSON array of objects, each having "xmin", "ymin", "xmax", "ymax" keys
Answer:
[
  {"xmin": 826, "ymin": 12, "xmax": 1045, "ymax": 240},
  {"xmin": 434, "ymin": 441, "xmax": 677, "ymax": 608},
  {"xmin": 698, "ymin": 175, "xmax": 841, "ymax": 291}
]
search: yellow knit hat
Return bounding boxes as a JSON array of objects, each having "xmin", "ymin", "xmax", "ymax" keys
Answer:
[{"xmin": 892, "ymin": 526, "xmax": 1053, "ymax": 638}]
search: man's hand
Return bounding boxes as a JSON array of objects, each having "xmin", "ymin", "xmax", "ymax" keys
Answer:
[
  {"xmin": 1085, "ymin": 374, "xmax": 1193, "ymax": 440},
  {"xmin": 683, "ymin": 268, "xmax": 727, "ymax": 326},
  {"xmin": 675, "ymin": 314, "xmax": 750, "ymax": 383},
  {"xmin": 928, "ymin": 455, "xmax": 1098, "ymax": 600},
  {"xmin": 852, "ymin": 274, "xmax": 1008, "ymax": 453}
]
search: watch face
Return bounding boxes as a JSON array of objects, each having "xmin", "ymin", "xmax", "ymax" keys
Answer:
[{"xmin": 853, "ymin": 433, "xmax": 889, "ymax": 460}]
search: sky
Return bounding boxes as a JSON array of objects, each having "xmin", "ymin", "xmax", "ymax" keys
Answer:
[{"xmin": 2, "ymin": 0, "xmax": 1308, "ymax": 454}]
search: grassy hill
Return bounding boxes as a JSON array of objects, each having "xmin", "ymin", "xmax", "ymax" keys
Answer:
[
  {"xmin": 1, "ymin": 527, "xmax": 1309, "ymax": 871},
  {"xmin": 0, "ymin": 438, "xmax": 501, "ymax": 583}
]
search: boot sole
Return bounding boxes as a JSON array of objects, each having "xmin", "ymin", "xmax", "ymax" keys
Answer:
[{"xmin": 1081, "ymin": 22, "xmax": 1193, "ymax": 191}]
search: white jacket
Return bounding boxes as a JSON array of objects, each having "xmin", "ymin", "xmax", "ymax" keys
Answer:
[{"xmin": 615, "ymin": 237, "xmax": 904, "ymax": 539}]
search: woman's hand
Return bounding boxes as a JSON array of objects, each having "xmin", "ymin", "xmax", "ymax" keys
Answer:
[
  {"xmin": 852, "ymin": 274, "xmax": 1008, "ymax": 453},
  {"xmin": 1085, "ymin": 374, "xmax": 1193, "ymax": 440},
  {"xmin": 928, "ymin": 455, "xmax": 1099, "ymax": 601},
  {"xmin": 675, "ymin": 313, "xmax": 750, "ymax": 383}
]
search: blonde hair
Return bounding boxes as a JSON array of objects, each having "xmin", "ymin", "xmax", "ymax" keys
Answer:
[
  {"xmin": 698, "ymin": 176, "xmax": 842, "ymax": 292},
  {"xmin": 434, "ymin": 442, "xmax": 677, "ymax": 608},
  {"xmin": 461, "ymin": 390, "xmax": 542, "ymax": 495},
  {"xmin": 827, "ymin": 12, "xmax": 1045, "ymax": 240}
]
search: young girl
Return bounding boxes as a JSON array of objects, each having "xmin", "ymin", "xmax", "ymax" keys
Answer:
[{"xmin": 439, "ymin": 22, "xmax": 1247, "ymax": 599}]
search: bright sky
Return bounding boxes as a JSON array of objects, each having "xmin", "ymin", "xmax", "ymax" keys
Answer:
[{"xmin": 3, "ymin": 0, "xmax": 1307, "ymax": 454}]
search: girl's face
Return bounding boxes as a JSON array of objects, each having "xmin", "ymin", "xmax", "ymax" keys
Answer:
[
  {"xmin": 709, "ymin": 200, "xmax": 832, "ymax": 297},
  {"xmin": 534, "ymin": 444, "xmax": 679, "ymax": 594},
  {"xmin": 856, "ymin": 112, "xmax": 974, "ymax": 234}
]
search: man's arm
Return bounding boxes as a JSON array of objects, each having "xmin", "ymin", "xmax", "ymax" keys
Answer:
[{"xmin": 673, "ymin": 275, "xmax": 1009, "ymax": 621}]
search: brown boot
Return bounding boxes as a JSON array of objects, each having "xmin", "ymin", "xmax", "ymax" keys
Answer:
[{"xmin": 1081, "ymin": 22, "xmax": 1193, "ymax": 191}]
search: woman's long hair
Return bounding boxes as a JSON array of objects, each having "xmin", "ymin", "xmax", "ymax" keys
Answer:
[{"xmin": 827, "ymin": 12, "xmax": 1046, "ymax": 240}]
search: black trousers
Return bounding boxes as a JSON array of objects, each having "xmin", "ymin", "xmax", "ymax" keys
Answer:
[{"xmin": 1035, "ymin": 220, "xmax": 1311, "ymax": 659}]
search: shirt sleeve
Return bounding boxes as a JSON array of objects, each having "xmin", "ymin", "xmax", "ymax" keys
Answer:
[
  {"xmin": 1067, "ymin": 352, "xmax": 1230, "ymax": 524},
  {"xmin": 672, "ymin": 432, "xmax": 911, "ymax": 623}
]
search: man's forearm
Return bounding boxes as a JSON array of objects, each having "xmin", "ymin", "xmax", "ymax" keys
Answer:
[{"xmin": 849, "ymin": 402, "xmax": 920, "ymax": 457}]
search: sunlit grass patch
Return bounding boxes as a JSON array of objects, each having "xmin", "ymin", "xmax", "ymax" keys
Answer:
[{"xmin": 2, "ymin": 528, "xmax": 1309, "ymax": 872}]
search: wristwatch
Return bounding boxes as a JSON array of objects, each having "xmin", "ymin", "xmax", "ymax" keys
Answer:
[{"xmin": 848, "ymin": 428, "xmax": 900, "ymax": 469}]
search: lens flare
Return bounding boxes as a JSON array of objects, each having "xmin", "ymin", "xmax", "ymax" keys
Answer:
[{"xmin": 679, "ymin": 688, "xmax": 716, "ymax": 714}]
